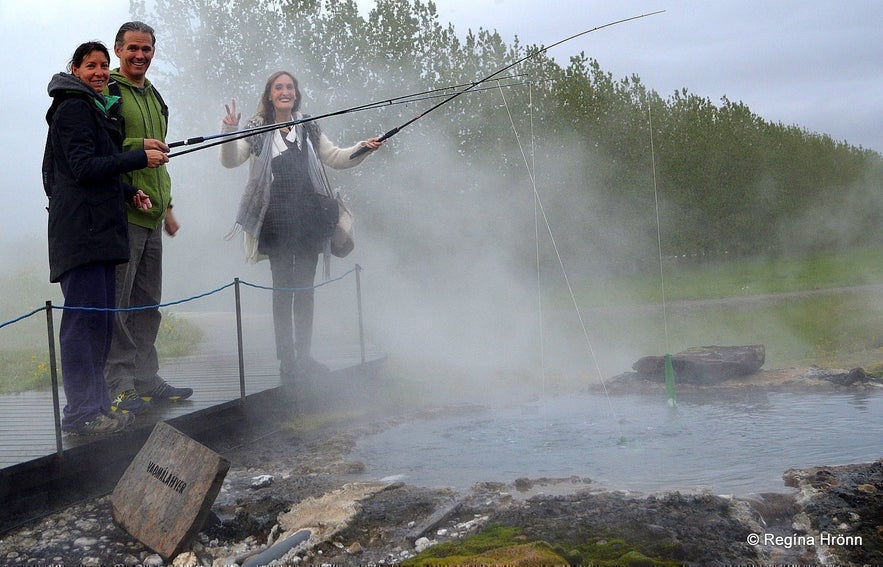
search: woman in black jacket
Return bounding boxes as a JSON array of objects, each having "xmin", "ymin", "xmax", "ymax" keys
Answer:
[{"xmin": 45, "ymin": 41, "xmax": 167, "ymax": 435}]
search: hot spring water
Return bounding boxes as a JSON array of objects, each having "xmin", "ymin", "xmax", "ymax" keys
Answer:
[{"xmin": 353, "ymin": 389, "xmax": 883, "ymax": 495}]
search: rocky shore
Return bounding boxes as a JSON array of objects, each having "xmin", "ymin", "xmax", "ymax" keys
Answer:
[
  {"xmin": 1, "ymin": 416, "xmax": 881, "ymax": 566},
  {"xmin": 607, "ymin": 362, "xmax": 883, "ymax": 393},
  {"xmin": 1, "ymin": 365, "xmax": 881, "ymax": 566}
]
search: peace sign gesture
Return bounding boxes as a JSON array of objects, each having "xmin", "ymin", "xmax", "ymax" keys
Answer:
[{"xmin": 223, "ymin": 99, "xmax": 240, "ymax": 126}]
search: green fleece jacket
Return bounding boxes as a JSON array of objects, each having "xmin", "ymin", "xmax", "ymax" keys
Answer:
[{"xmin": 105, "ymin": 70, "xmax": 172, "ymax": 229}]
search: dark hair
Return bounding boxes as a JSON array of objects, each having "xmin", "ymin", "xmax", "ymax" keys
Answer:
[
  {"xmin": 68, "ymin": 41, "xmax": 110, "ymax": 72},
  {"xmin": 114, "ymin": 21, "xmax": 156, "ymax": 49},
  {"xmin": 256, "ymin": 71, "xmax": 302, "ymax": 124}
]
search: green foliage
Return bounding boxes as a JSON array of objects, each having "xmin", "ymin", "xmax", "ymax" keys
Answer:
[
  {"xmin": 138, "ymin": 0, "xmax": 883, "ymax": 272},
  {"xmin": 156, "ymin": 311, "xmax": 205, "ymax": 358},
  {"xmin": 0, "ymin": 351, "xmax": 52, "ymax": 394}
]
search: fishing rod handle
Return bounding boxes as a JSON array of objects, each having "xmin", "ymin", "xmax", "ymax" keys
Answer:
[
  {"xmin": 169, "ymin": 119, "xmax": 299, "ymax": 149},
  {"xmin": 349, "ymin": 127, "xmax": 399, "ymax": 159},
  {"xmin": 349, "ymin": 146, "xmax": 370, "ymax": 159},
  {"xmin": 168, "ymin": 136, "xmax": 206, "ymax": 148}
]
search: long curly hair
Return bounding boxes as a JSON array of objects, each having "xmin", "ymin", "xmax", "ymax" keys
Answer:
[{"xmin": 255, "ymin": 71, "xmax": 302, "ymax": 125}]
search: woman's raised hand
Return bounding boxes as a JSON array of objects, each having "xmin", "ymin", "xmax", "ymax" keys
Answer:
[{"xmin": 223, "ymin": 99, "xmax": 241, "ymax": 126}]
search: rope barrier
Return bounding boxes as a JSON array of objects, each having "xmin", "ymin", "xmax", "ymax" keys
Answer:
[
  {"xmin": 0, "ymin": 306, "xmax": 46, "ymax": 330},
  {"xmin": 51, "ymin": 281, "xmax": 237, "ymax": 313},
  {"xmin": 1, "ymin": 266, "xmax": 364, "ymax": 459},
  {"xmin": 0, "ymin": 269, "xmax": 357, "ymax": 328},
  {"xmin": 238, "ymin": 268, "xmax": 356, "ymax": 292}
]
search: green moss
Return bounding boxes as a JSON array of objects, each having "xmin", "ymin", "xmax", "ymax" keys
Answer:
[
  {"xmin": 617, "ymin": 550, "xmax": 666, "ymax": 566},
  {"xmin": 563, "ymin": 537, "xmax": 683, "ymax": 566},
  {"xmin": 404, "ymin": 525, "xmax": 684, "ymax": 567},
  {"xmin": 405, "ymin": 541, "xmax": 568, "ymax": 566},
  {"xmin": 405, "ymin": 524, "xmax": 522, "ymax": 563}
]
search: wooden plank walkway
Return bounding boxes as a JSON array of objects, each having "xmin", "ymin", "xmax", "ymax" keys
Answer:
[{"xmin": 0, "ymin": 311, "xmax": 380, "ymax": 469}]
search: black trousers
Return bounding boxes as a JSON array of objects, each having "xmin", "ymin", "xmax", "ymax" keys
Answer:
[
  {"xmin": 268, "ymin": 247, "xmax": 319, "ymax": 365},
  {"xmin": 58, "ymin": 262, "xmax": 116, "ymax": 429}
]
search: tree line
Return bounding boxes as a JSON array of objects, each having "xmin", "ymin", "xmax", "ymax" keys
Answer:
[{"xmin": 136, "ymin": 0, "xmax": 883, "ymax": 276}]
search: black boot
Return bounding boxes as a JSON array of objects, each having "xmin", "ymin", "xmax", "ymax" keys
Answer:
[
  {"xmin": 280, "ymin": 356, "xmax": 298, "ymax": 384},
  {"xmin": 295, "ymin": 355, "xmax": 330, "ymax": 379}
]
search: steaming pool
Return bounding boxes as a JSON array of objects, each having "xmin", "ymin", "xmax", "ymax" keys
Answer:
[{"xmin": 352, "ymin": 389, "xmax": 883, "ymax": 495}]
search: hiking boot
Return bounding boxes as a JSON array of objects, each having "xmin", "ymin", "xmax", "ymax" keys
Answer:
[
  {"xmin": 112, "ymin": 389, "xmax": 150, "ymax": 414},
  {"xmin": 142, "ymin": 381, "xmax": 193, "ymax": 402},
  {"xmin": 68, "ymin": 413, "xmax": 131, "ymax": 436},
  {"xmin": 280, "ymin": 357, "xmax": 298, "ymax": 383},
  {"xmin": 112, "ymin": 411, "xmax": 135, "ymax": 429}
]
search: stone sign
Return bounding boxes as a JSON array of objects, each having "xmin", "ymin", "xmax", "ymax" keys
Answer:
[{"xmin": 111, "ymin": 422, "xmax": 230, "ymax": 559}]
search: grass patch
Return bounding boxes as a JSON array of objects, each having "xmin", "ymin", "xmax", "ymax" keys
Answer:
[
  {"xmin": 0, "ymin": 351, "xmax": 53, "ymax": 394},
  {"xmin": 580, "ymin": 245, "xmax": 883, "ymax": 306},
  {"xmin": 587, "ymin": 288, "xmax": 883, "ymax": 369},
  {"xmin": 156, "ymin": 311, "xmax": 205, "ymax": 358}
]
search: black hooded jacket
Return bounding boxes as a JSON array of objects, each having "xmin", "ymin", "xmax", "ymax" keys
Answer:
[{"xmin": 44, "ymin": 73, "xmax": 147, "ymax": 282}]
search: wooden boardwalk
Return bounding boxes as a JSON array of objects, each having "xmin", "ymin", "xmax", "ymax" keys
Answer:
[
  {"xmin": 0, "ymin": 310, "xmax": 379, "ymax": 469},
  {"xmin": 0, "ymin": 309, "xmax": 385, "ymax": 532}
]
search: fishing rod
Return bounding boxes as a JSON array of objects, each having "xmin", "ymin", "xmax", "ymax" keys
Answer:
[
  {"xmin": 375, "ymin": 80, "xmax": 529, "ymax": 105},
  {"xmin": 349, "ymin": 10, "xmax": 665, "ymax": 159},
  {"xmin": 167, "ymin": 75, "xmax": 525, "ymax": 157}
]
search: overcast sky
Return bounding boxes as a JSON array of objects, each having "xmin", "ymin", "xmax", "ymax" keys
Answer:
[{"xmin": 1, "ymin": 0, "xmax": 880, "ymax": 243}]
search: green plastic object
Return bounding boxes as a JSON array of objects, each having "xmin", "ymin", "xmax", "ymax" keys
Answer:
[{"xmin": 664, "ymin": 353, "xmax": 677, "ymax": 407}]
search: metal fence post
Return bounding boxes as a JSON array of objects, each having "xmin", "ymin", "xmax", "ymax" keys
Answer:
[
  {"xmin": 45, "ymin": 301, "xmax": 63, "ymax": 457},
  {"xmin": 234, "ymin": 278, "xmax": 246, "ymax": 402},
  {"xmin": 355, "ymin": 264, "xmax": 366, "ymax": 364}
]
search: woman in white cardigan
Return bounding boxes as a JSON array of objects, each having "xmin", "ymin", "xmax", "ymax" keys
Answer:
[{"xmin": 221, "ymin": 71, "xmax": 382, "ymax": 382}]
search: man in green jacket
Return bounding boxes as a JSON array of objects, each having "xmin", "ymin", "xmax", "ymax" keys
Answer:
[{"xmin": 104, "ymin": 21, "xmax": 192, "ymax": 413}]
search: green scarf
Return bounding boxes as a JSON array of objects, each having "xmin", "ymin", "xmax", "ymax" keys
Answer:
[{"xmin": 93, "ymin": 94, "xmax": 120, "ymax": 115}]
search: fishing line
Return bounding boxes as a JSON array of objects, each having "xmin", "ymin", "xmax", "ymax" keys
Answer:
[
  {"xmin": 383, "ymin": 80, "xmax": 529, "ymax": 105},
  {"xmin": 350, "ymin": 10, "xmax": 665, "ymax": 160},
  {"xmin": 649, "ymin": 104, "xmax": 669, "ymax": 350},
  {"xmin": 495, "ymin": 81, "xmax": 625, "ymax": 441},
  {"xmin": 648, "ymin": 102, "xmax": 677, "ymax": 408},
  {"xmin": 528, "ymin": 81, "xmax": 547, "ymax": 410}
]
